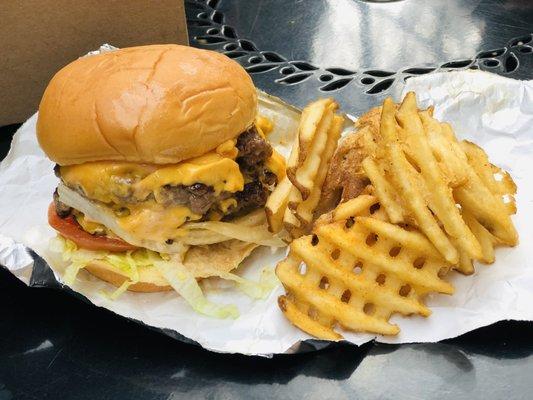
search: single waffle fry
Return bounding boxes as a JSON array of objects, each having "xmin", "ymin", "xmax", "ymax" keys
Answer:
[
  {"xmin": 463, "ymin": 212, "xmax": 496, "ymax": 264},
  {"xmin": 453, "ymin": 155, "xmax": 518, "ymax": 246},
  {"xmin": 332, "ymin": 195, "xmax": 379, "ymax": 222},
  {"xmin": 265, "ymin": 98, "xmax": 342, "ymax": 239},
  {"xmin": 276, "ymin": 208, "xmax": 454, "ymax": 339},
  {"xmin": 297, "ymin": 98, "xmax": 332, "ymax": 158},
  {"xmin": 294, "ymin": 114, "xmax": 343, "ymax": 228},
  {"xmin": 419, "ymin": 111, "xmax": 467, "ymax": 187},
  {"xmin": 265, "ymin": 176, "xmax": 293, "ymax": 233},
  {"xmin": 281, "ymin": 98, "xmax": 344, "ymax": 238},
  {"xmin": 283, "ymin": 206, "xmax": 305, "ymax": 239},
  {"xmin": 278, "ymin": 294, "xmax": 342, "ymax": 340},
  {"xmin": 362, "ymin": 157, "xmax": 404, "ymax": 223},
  {"xmin": 288, "ymin": 99, "xmax": 337, "ymax": 199},
  {"xmin": 287, "ymin": 99, "xmax": 333, "ymax": 193}
]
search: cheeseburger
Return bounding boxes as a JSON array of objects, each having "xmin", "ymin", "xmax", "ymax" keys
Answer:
[{"xmin": 37, "ymin": 45, "xmax": 285, "ymax": 303}]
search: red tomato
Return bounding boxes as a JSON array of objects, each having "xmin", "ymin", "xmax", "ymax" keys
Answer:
[{"xmin": 48, "ymin": 203, "xmax": 137, "ymax": 252}]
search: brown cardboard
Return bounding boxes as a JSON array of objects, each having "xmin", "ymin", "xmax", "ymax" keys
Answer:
[{"xmin": 0, "ymin": 1, "xmax": 188, "ymax": 126}]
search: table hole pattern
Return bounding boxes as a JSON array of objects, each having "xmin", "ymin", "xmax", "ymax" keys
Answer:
[{"xmin": 187, "ymin": 0, "xmax": 533, "ymax": 96}]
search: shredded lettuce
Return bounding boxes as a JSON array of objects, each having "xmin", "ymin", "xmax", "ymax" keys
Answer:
[
  {"xmin": 210, "ymin": 267, "xmax": 279, "ymax": 299},
  {"xmin": 99, "ymin": 280, "xmax": 136, "ymax": 301},
  {"xmin": 50, "ymin": 236, "xmax": 275, "ymax": 319},
  {"xmin": 51, "ymin": 236, "xmax": 106, "ymax": 285},
  {"xmin": 153, "ymin": 257, "xmax": 240, "ymax": 319},
  {"xmin": 63, "ymin": 263, "xmax": 86, "ymax": 286},
  {"xmin": 51, "ymin": 236, "xmax": 138, "ymax": 292}
]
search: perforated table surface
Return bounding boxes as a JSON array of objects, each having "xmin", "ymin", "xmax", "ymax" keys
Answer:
[{"xmin": 1, "ymin": 1, "xmax": 532, "ymax": 399}]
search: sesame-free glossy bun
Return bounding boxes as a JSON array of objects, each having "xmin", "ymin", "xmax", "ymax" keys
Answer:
[
  {"xmin": 84, "ymin": 260, "xmax": 172, "ymax": 292},
  {"xmin": 37, "ymin": 45, "xmax": 257, "ymax": 165}
]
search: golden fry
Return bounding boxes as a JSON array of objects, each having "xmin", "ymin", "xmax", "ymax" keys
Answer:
[
  {"xmin": 294, "ymin": 114, "xmax": 343, "ymax": 228},
  {"xmin": 419, "ymin": 111, "xmax": 467, "ymax": 187},
  {"xmin": 332, "ymin": 195, "xmax": 378, "ymax": 222},
  {"xmin": 396, "ymin": 93, "xmax": 482, "ymax": 261},
  {"xmin": 288, "ymin": 99, "xmax": 337, "ymax": 199},
  {"xmin": 278, "ymin": 98, "xmax": 344, "ymax": 239},
  {"xmin": 278, "ymin": 295, "xmax": 342, "ymax": 340},
  {"xmin": 276, "ymin": 207, "xmax": 453, "ymax": 339},
  {"xmin": 379, "ymin": 98, "xmax": 459, "ymax": 264},
  {"xmin": 265, "ymin": 176, "xmax": 293, "ymax": 233},
  {"xmin": 463, "ymin": 211, "xmax": 496, "ymax": 264},
  {"xmin": 265, "ymin": 98, "xmax": 342, "ymax": 239},
  {"xmin": 277, "ymin": 91, "xmax": 519, "ymax": 340},
  {"xmin": 296, "ymin": 98, "xmax": 332, "ymax": 158},
  {"xmin": 362, "ymin": 157, "xmax": 404, "ymax": 223}
]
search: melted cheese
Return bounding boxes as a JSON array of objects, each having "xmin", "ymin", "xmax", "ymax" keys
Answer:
[
  {"xmin": 60, "ymin": 139, "xmax": 243, "ymax": 204},
  {"xmin": 135, "ymin": 154, "xmax": 243, "ymax": 199},
  {"xmin": 266, "ymin": 149, "xmax": 287, "ymax": 180},
  {"xmin": 75, "ymin": 213, "xmax": 108, "ymax": 235},
  {"xmin": 61, "ymin": 162, "xmax": 157, "ymax": 204},
  {"xmin": 207, "ymin": 211, "xmax": 223, "ymax": 221},
  {"xmin": 117, "ymin": 201, "xmax": 201, "ymax": 243},
  {"xmin": 256, "ymin": 115, "xmax": 274, "ymax": 137},
  {"xmin": 219, "ymin": 198, "xmax": 237, "ymax": 213},
  {"xmin": 215, "ymin": 139, "xmax": 239, "ymax": 158},
  {"xmin": 59, "ymin": 135, "xmax": 287, "ymax": 239}
]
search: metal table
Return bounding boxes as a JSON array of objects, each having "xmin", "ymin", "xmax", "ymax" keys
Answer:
[{"xmin": 1, "ymin": 1, "xmax": 532, "ymax": 398}]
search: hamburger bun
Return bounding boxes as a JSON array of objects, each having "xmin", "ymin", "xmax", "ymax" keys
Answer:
[
  {"xmin": 37, "ymin": 44, "xmax": 257, "ymax": 166},
  {"xmin": 82, "ymin": 239, "xmax": 258, "ymax": 293},
  {"xmin": 84, "ymin": 260, "xmax": 171, "ymax": 292}
]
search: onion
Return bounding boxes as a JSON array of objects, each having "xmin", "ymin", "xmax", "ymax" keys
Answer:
[
  {"xmin": 57, "ymin": 184, "xmax": 284, "ymax": 251},
  {"xmin": 184, "ymin": 221, "xmax": 284, "ymax": 247},
  {"xmin": 57, "ymin": 184, "xmax": 190, "ymax": 253}
]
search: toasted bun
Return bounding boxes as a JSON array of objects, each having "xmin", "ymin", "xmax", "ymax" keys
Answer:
[
  {"xmin": 83, "ymin": 239, "xmax": 258, "ymax": 293},
  {"xmin": 37, "ymin": 45, "xmax": 257, "ymax": 165},
  {"xmin": 84, "ymin": 260, "xmax": 172, "ymax": 292}
]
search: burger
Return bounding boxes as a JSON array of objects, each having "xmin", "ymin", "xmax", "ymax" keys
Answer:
[{"xmin": 37, "ymin": 45, "xmax": 285, "ymax": 312}]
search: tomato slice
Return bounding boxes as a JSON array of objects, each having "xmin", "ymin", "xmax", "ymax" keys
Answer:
[{"xmin": 48, "ymin": 203, "xmax": 137, "ymax": 252}]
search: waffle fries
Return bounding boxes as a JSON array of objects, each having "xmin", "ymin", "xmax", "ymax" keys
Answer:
[
  {"xmin": 360, "ymin": 93, "xmax": 517, "ymax": 272},
  {"xmin": 265, "ymin": 98, "xmax": 343, "ymax": 238},
  {"xmin": 276, "ymin": 92, "xmax": 518, "ymax": 339},
  {"xmin": 277, "ymin": 196, "xmax": 454, "ymax": 339}
]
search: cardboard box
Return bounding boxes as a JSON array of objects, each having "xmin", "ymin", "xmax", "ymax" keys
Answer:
[{"xmin": 0, "ymin": 1, "xmax": 188, "ymax": 126}]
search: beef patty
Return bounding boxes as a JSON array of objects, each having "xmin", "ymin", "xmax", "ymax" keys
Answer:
[{"xmin": 56, "ymin": 126, "xmax": 277, "ymax": 220}]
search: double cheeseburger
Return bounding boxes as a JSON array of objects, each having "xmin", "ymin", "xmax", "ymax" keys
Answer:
[{"xmin": 37, "ymin": 45, "xmax": 285, "ymax": 293}]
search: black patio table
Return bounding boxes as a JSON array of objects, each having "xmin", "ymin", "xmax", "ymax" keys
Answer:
[{"xmin": 1, "ymin": 1, "xmax": 533, "ymax": 399}]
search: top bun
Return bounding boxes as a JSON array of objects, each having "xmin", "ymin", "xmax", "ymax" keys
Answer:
[{"xmin": 37, "ymin": 45, "xmax": 257, "ymax": 165}]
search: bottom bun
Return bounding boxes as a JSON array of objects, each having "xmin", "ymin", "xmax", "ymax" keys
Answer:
[
  {"xmin": 85, "ymin": 260, "xmax": 172, "ymax": 292},
  {"xmin": 83, "ymin": 240, "xmax": 259, "ymax": 293}
]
